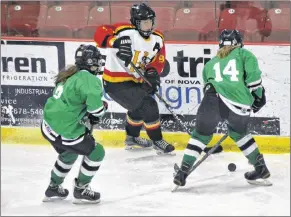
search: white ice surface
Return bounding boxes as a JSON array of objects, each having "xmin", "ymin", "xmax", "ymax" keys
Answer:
[{"xmin": 1, "ymin": 144, "xmax": 290, "ymax": 216}]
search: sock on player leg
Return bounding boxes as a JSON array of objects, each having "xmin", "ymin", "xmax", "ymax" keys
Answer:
[
  {"xmin": 77, "ymin": 143, "xmax": 105, "ymax": 185},
  {"xmin": 50, "ymin": 151, "xmax": 78, "ymax": 185},
  {"xmin": 182, "ymin": 131, "xmax": 213, "ymax": 167}
]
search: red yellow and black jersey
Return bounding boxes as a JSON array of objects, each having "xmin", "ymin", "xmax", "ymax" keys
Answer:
[{"xmin": 94, "ymin": 23, "xmax": 166, "ymax": 83}]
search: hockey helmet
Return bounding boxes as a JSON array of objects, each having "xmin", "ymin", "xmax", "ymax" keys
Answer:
[
  {"xmin": 219, "ymin": 29, "xmax": 244, "ymax": 49},
  {"xmin": 75, "ymin": 44, "xmax": 103, "ymax": 75},
  {"xmin": 130, "ymin": 3, "xmax": 156, "ymax": 38}
]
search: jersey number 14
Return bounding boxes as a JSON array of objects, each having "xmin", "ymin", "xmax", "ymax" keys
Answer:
[{"xmin": 213, "ymin": 59, "xmax": 239, "ymax": 82}]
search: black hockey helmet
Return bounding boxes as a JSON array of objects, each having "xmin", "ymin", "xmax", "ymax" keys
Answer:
[
  {"xmin": 75, "ymin": 44, "xmax": 103, "ymax": 75},
  {"xmin": 219, "ymin": 29, "xmax": 244, "ymax": 48},
  {"xmin": 130, "ymin": 3, "xmax": 156, "ymax": 38}
]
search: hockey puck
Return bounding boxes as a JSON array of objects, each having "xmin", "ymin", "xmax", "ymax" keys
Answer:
[{"xmin": 228, "ymin": 163, "xmax": 236, "ymax": 172}]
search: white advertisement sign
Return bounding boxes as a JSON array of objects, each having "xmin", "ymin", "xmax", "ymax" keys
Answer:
[
  {"xmin": 64, "ymin": 42, "xmax": 290, "ymax": 135},
  {"xmin": 1, "ymin": 44, "xmax": 59, "ymax": 87},
  {"xmin": 1, "ymin": 39, "xmax": 288, "ymax": 136}
]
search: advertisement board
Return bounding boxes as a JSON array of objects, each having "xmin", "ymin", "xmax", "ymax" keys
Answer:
[
  {"xmin": 1, "ymin": 39, "xmax": 289, "ymax": 136},
  {"xmin": 1, "ymin": 40, "xmax": 64, "ymax": 127}
]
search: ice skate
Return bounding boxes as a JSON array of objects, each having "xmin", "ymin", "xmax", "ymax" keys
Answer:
[
  {"xmin": 245, "ymin": 154, "xmax": 272, "ymax": 186},
  {"xmin": 73, "ymin": 178, "xmax": 101, "ymax": 204},
  {"xmin": 125, "ymin": 135, "xmax": 153, "ymax": 150},
  {"xmin": 43, "ymin": 183, "xmax": 69, "ymax": 202},
  {"xmin": 152, "ymin": 139, "xmax": 175, "ymax": 155}
]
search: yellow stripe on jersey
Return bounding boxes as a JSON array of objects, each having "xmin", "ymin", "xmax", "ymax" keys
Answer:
[
  {"xmin": 126, "ymin": 115, "xmax": 144, "ymax": 126},
  {"xmin": 114, "ymin": 25, "xmax": 135, "ymax": 35},
  {"xmin": 103, "ymin": 74, "xmax": 143, "ymax": 83},
  {"xmin": 144, "ymin": 120, "xmax": 161, "ymax": 130},
  {"xmin": 152, "ymin": 31, "xmax": 164, "ymax": 41},
  {"xmin": 109, "ymin": 37, "xmax": 117, "ymax": 46}
]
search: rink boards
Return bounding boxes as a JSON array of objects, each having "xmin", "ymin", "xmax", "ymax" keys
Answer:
[
  {"xmin": 1, "ymin": 38, "xmax": 290, "ymax": 154},
  {"xmin": 1, "ymin": 127, "xmax": 289, "ymax": 154}
]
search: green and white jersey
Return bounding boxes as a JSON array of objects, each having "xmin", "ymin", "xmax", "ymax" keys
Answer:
[
  {"xmin": 203, "ymin": 47, "xmax": 262, "ymax": 115},
  {"xmin": 43, "ymin": 70, "xmax": 104, "ymax": 139}
]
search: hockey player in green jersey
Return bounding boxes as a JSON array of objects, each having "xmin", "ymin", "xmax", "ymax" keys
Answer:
[
  {"xmin": 41, "ymin": 44, "xmax": 107, "ymax": 204},
  {"xmin": 174, "ymin": 30, "xmax": 271, "ymax": 187}
]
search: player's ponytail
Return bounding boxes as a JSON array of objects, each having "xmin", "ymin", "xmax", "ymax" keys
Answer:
[
  {"xmin": 55, "ymin": 65, "xmax": 78, "ymax": 85},
  {"xmin": 216, "ymin": 45, "xmax": 241, "ymax": 59}
]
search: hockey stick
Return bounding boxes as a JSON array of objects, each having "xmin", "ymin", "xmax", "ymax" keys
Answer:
[
  {"xmin": 89, "ymin": 124, "xmax": 94, "ymax": 135},
  {"xmin": 172, "ymin": 133, "xmax": 228, "ymax": 192},
  {"xmin": 129, "ymin": 62, "xmax": 223, "ymax": 154}
]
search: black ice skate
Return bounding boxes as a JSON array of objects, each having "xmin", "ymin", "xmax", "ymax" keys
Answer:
[
  {"xmin": 244, "ymin": 154, "xmax": 272, "ymax": 186},
  {"xmin": 125, "ymin": 135, "xmax": 153, "ymax": 150},
  {"xmin": 173, "ymin": 162, "xmax": 191, "ymax": 188},
  {"xmin": 73, "ymin": 178, "xmax": 100, "ymax": 204},
  {"xmin": 153, "ymin": 139, "xmax": 175, "ymax": 155},
  {"xmin": 43, "ymin": 183, "xmax": 69, "ymax": 202}
]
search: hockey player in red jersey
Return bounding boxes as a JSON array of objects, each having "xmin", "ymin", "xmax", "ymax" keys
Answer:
[{"xmin": 94, "ymin": 3, "xmax": 175, "ymax": 154}]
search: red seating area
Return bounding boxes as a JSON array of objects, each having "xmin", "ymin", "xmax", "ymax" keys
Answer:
[
  {"xmin": 6, "ymin": 4, "xmax": 47, "ymax": 36},
  {"xmin": 1, "ymin": 3, "xmax": 8, "ymax": 34},
  {"xmin": 164, "ymin": 8, "xmax": 220, "ymax": 41},
  {"xmin": 263, "ymin": 8, "xmax": 290, "ymax": 42},
  {"xmin": 1, "ymin": 1, "xmax": 290, "ymax": 42}
]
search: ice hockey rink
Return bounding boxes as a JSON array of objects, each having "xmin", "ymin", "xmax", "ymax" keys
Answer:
[{"xmin": 1, "ymin": 144, "xmax": 290, "ymax": 216}]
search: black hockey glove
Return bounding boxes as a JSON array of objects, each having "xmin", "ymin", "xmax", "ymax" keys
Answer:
[
  {"xmin": 251, "ymin": 87, "xmax": 266, "ymax": 113},
  {"xmin": 142, "ymin": 67, "xmax": 161, "ymax": 95},
  {"xmin": 113, "ymin": 36, "xmax": 133, "ymax": 67},
  {"xmin": 88, "ymin": 114, "xmax": 100, "ymax": 125},
  {"xmin": 88, "ymin": 101, "xmax": 108, "ymax": 125}
]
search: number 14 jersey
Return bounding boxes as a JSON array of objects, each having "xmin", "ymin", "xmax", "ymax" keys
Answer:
[{"xmin": 203, "ymin": 48, "xmax": 262, "ymax": 110}]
